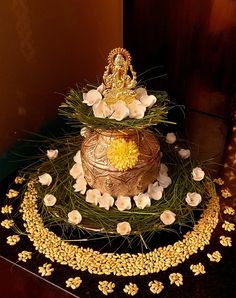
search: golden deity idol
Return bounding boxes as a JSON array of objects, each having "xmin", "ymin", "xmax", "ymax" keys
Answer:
[
  {"xmin": 103, "ymin": 47, "xmax": 137, "ymax": 105},
  {"xmin": 81, "ymin": 48, "xmax": 161, "ymax": 196}
]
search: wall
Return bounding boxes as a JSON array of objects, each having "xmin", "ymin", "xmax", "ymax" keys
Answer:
[
  {"xmin": 124, "ymin": 0, "xmax": 236, "ymax": 166},
  {"xmin": 0, "ymin": 0, "xmax": 123, "ymax": 156}
]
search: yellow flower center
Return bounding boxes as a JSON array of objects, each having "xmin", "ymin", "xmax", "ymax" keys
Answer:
[{"xmin": 107, "ymin": 138, "xmax": 139, "ymax": 171}]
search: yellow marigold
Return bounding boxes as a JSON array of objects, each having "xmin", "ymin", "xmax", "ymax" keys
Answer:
[{"xmin": 107, "ymin": 138, "xmax": 139, "ymax": 171}]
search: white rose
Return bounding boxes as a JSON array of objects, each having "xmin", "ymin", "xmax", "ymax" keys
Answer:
[
  {"xmin": 139, "ymin": 94, "xmax": 157, "ymax": 107},
  {"xmin": 160, "ymin": 163, "xmax": 168, "ymax": 176},
  {"xmin": 70, "ymin": 163, "xmax": 84, "ymax": 179},
  {"xmin": 165, "ymin": 132, "xmax": 176, "ymax": 144},
  {"xmin": 39, "ymin": 173, "xmax": 52, "ymax": 186},
  {"xmin": 109, "ymin": 101, "xmax": 129, "ymax": 121},
  {"xmin": 92, "ymin": 100, "xmax": 113, "ymax": 118},
  {"xmin": 115, "ymin": 196, "xmax": 131, "ymax": 211},
  {"xmin": 47, "ymin": 149, "xmax": 58, "ymax": 160},
  {"xmin": 178, "ymin": 149, "xmax": 191, "ymax": 159},
  {"xmin": 135, "ymin": 87, "xmax": 148, "ymax": 100},
  {"xmin": 148, "ymin": 182, "xmax": 164, "ymax": 200},
  {"xmin": 85, "ymin": 189, "xmax": 101, "ymax": 205},
  {"xmin": 117, "ymin": 221, "xmax": 131, "ymax": 236},
  {"xmin": 185, "ymin": 192, "xmax": 202, "ymax": 207},
  {"xmin": 133, "ymin": 193, "xmax": 151, "ymax": 209},
  {"xmin": 192, "ymin": 167, "xmax": 205, "ymax": 181},
  {"xmin": 128, "ymin": 100, "xmax": 146, "ymax": 119},
  {"xmin": 43, "ymin": 194, "xmax": 57, "ymax": 206},
  {"xmin": 73, "ymin": 150, "xmax": 82, "ymax": 164},
  {"xmin": 68, "ymin": 210, "xmax": 82, "ymax": 225},
  {"xmin": 98, "ymin": 193, "xmax": 114, "ymax": 210},
  {"xmin": 160, "ymin": 210, "xmax": 176, "ymax": 225},
  {"xmin": 83, "ymin": 89, "xmax": 102, "ymax": 106},
  {"xmin": 97, "ymin": 83, "xmax": 105, "ymax": 94},
  {"xmin": 73, "ymin": 177, "xmax": 87, "ymax": 194},
  {"xmin": 157, "ymin": 174, "xmax": 172, "ymax": 188},
  {"xmin": 80, "ymin": 127, "xmax": 91, "ymax": 138}
]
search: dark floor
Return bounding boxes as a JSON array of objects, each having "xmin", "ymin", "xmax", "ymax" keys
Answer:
[{"xmin": 0, "ymin": 112, "xmax": 235, "ymax": 298}]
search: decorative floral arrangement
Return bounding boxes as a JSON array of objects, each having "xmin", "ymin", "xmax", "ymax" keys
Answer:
[
  {"xmin": 29, "ymin": 129, "xmax": 210, "ymax": 244},
  {"xmin": 59, "ymin": 48, "xmax": 175, "ymax": 130},
  {"xmin": 83, "ymin": 85, "xmax": 158, "ymax": 121},
  {"xmin": 1, "ymin": 47, "xmax": 235, "ymax": 298},
  {"xmin": 9, "ymin": 48, "xmax": 212, "ymax": 246},
  {"xmin": 59, "ymin": 86, "xmax": 172, "ymax": 130}
]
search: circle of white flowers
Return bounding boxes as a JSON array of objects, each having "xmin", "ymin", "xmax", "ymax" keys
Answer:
[
  {"xmin": 38, "ymin": 133, "xmax": 205, "ymax": 236},
  {"xmin": 69, "ymin": 149, "xmax": 172, "ymax": 212},
  {"xmin": 82, "ymin": 85, "xmax": 157, "ymax": 121}
]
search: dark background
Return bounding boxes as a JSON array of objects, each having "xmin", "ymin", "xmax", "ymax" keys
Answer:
[
  {"xmin": 0, "ymin": 0, "xmax": 236, "ymax": 297},
  {"xmin": 124, "ymin": 0, "xmax": 236, "ymax": 166}
]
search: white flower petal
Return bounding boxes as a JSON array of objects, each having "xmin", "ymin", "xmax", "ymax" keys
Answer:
[
  {"xmin": 80, "ymin": 127, "xmax": 91, "ymax": 138},
  {"xmin": 160, "ymin": 210, "xmax": 176, "ymax": 225},
  {"xmin": 178, "ymin": 149, "xmax": 191, "ymax": 159},
  {"xmin": 117, "ymin": 221, "xmax": 131, "ymax": 235},
  {"xmin": 97, "ymin": 83, "xmax": 105, "ymax": 94},
  {"xmin": 70, "ymin": 163, "xmax": 84, "ymax": 179},
  {"xmin": 133, "ymin": 193, "xmax": 151, "ymax": 209},
  {"xmin": 115, "ymin": 196, "xmax": 131, "ymax": 211},
  {"xmin": 160, "ymin": 163, "xmax": 168, "ymax": 175},
  {"xmin": 82, "ymin": 89, "xmax": 102, "ymax": 106},
  {"xmin": 85, "ymin": 189, "xmax": 101, "ymax": 205},
  {"xmin": 73, "ymin": 177, "xmax": 87, "ymax": 194},
  {"xmin": 157, "ymin": 174, "xmax": 172, "ymax": 188},
  {"xmin": 43, "ymin": 194, "xmax": 57, "ymax": 206},
  {"xmin": 92, "ymin": 100, "xmax": 113, "ymax": 118},
  {"xmin": 192, "ymin": 167, "xmax": 205, "ymax": 181},
  {"xmin": 47, "ymin": 149, "xmax": 58, "ymax": 160},
  {"xmin": 109, "ymin": 101, "xmax": 129, "ymax": 121},
  {"xmin": 68, "ymin": 210, "xmax": 82, "ymax": 225},
  {"xmin": 73, "ymin": 150, "xmax": 82, "ymax": 164},
  {"xmin": 39, "ymin": 173, "xmax": 52, "ymax": 186},
  {"xmin": 185, "ymin": 192, "xmax": 202, "ymax": 207},
  {"xmin": 135, "ymin": 87, "xmax": 148, "ymax": 100},
  {"xmin": 98, "ymin": 193, "xmax": 114, "ymax": 210},
  {"xmin": 165, "ymin": 132, "xmax": 176, "ymax": 144},
  {"xmin": 128, "ymin": 100, "xmax": 146, "ymax": 119},
  {"xmin": 139, "ymin": 94, "xmax": 157, "ymax": 107},
  {"xmin": 148, "ymin": 182, "xmax": 164, "ymax": 200}
]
